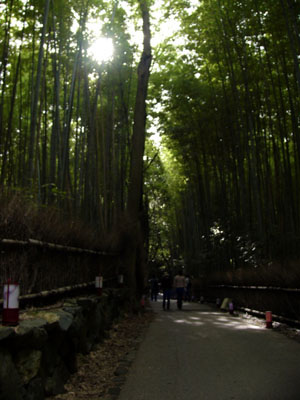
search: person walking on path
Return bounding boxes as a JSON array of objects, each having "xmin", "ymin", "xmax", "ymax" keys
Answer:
[
  {"xmin": 160, "ymin": 272, "xmax": 173, "ymax": 310},
  {"xmin": 173, "ymin": 270, "xmax": 186, "ymax": 309},
  {"xmin": 150, "ymin": 276, "xmax": 159, "ymax": 301}
]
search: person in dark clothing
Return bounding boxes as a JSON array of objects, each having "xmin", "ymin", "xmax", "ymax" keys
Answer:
[
  {"xmin": 161, "ymin": 272, "xmax": 173, "ymax": 310},
  {"xmin": 150, "ymin": 277, "xmax": 159, "ymax": 301},
  {"xmin": 185, "ymin": 275, "xmax": 192, "ymax": 302}
]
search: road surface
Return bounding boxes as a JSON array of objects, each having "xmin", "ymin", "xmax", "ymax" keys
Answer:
[{"xmin": 118, "ymin": 298, "xmax": 300, "ymax": 400}]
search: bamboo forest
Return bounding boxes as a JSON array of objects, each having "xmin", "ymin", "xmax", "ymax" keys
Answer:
[{"xmin": 1, "ymin": 0, "xmax": 300, "ymax": 295}]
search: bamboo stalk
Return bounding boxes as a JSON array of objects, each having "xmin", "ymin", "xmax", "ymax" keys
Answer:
[
  {"xmin": 0, "ymin": 238, "xmax": 117, "ymax": 256},
  {"xmin": 0, "ymin": 281, "xmax": 94, "ymax": 307},
  {"xmin": 210, "ymin": 284, "xmax": 300, "ymax": 292},
  {"xmin": 1, "ymin": 239, "xmax": 28, "ymax": 245}
]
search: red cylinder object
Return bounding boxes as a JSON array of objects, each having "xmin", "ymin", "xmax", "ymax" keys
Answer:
[
  {"xmin": 266, "ymin": 311, "xmax": 272, "ymax": 328},
  {"xmin": 2, "ymin": 280, "xmax": 20, "ymax": 326}
]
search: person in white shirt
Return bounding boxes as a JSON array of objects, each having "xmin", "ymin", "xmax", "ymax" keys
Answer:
[{"xmin": 173, "ymin": 270, "xmax": 186, "ymax": 310}]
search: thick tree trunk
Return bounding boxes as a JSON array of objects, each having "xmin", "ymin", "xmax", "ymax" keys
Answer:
[
  {"xmin": 127, "ymin": 0, "xmax": 152, "ymax": 218},
  {"xmin": 126, "ymin": 0, "xmax": 152, "ymax": 297}
]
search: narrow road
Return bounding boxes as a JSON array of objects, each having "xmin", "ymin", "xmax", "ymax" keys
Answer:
[{"xmin": 118, "ymin": 298, "xmax": 300, "ymax": 400}]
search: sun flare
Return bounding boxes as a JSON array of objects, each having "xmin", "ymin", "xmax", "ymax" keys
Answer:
[{"xmin": 88, "ymin": 37, "xmax": 114, "ymax": 64}]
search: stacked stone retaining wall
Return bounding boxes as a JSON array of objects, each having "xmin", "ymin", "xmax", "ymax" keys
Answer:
[{"xmin": 0, "ymin": 288, "xmax": 131, "ymax": 400}]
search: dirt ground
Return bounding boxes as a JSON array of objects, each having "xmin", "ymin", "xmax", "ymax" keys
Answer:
[{"xmin": 47, "ymin": 307, "xmax": 154, "ymax": 400}]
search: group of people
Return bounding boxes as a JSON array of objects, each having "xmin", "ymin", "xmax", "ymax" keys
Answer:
[{"xmin": 150, "ymin": 270, "xmax": 192, "ymax": 310}]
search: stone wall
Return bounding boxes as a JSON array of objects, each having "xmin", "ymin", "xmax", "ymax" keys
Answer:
[{"xmin": 0, "ymin": 288, "xmax": 131, "ymax": 400}]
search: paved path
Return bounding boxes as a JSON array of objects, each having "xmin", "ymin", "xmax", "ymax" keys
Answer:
[{"xmin": 118, "ymin": 298, "xmax": 300, "ymax": 400}]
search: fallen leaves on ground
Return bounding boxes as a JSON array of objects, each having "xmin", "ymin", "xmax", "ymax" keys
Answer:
[{"xmin": 47, "ymin": 309, "xmax": 154, "ymax": 400}]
